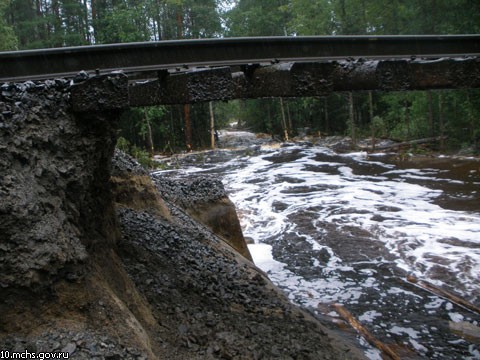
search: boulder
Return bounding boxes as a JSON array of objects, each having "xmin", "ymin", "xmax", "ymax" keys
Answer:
[{"xmin": 153, "ymin": 175, "xmax": 253, "ymax": 261}]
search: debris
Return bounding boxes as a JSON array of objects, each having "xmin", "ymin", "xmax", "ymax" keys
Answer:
[
  {"xmin": 332, "ymin": 304, "xmax": 401, "ymax": 360},
  {"xmin": 407, "ymin": 275, "xmax": 480, "ymax": 315}
]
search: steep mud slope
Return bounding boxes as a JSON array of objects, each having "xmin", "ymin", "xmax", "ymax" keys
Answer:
[{"xmin": 0, "ymin": 77, "xmax": 160, "ymax": 359}]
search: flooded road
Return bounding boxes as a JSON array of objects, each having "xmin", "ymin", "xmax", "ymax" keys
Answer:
[{"xmin": 154, "ymin": 133, "xmax": 480, "ymax": 359}]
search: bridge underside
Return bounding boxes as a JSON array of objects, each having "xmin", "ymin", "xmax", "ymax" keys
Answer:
[{"xmin": 71, "ymin": 57, "xmax": 480, "ymax": 112}]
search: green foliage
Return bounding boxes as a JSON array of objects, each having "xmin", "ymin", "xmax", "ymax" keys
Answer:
[
  {"xmin": 371, "ymin": 116, "xmax": 386, "ymax": 138},
  {"xmin": 225, "ymin": 0, "xmax": 291, "ymax": 36},
  {"xmin": 130, "ymin": 145, "xmax": 158, "ymax": 168},
  {"xmin": 0, "ymin": 0, "xmax": 18, "ymax": 50},
  {"xmin": 95, "ymin": 7, "xmax": 150, "ymax": 43},
  {"xmin": 116, "ymin": 136, "xmax": 158, "ymax": 169},
  {"xmin": 213, "ymin": 100, "xmax": 241, "ymax": 128},
  {"xmin": 116, "ymin": 136, "xmax": 131, "ymax": 153},
  {"xmin": 5, "ymin": 0, "xmax": 90, "ymax": 49},
  {"xmin": 288, "ymin": 0, "xmax": 333, "ymax": 35}
]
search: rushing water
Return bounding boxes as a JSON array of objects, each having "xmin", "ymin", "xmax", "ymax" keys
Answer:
[{"xmin": 154, "ymin": 132, "xmax": 480, "ymax": 359}]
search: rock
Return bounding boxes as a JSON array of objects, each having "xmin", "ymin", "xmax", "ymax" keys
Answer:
[
  {"xmin": 111, "ymin": 149, "xmax": 148, "ymax": 177},
  {"xmin": 191, "ymin": 197, "xmax": 253, "ymax": 261},
  {"xmin": 244, "ymin": 236, "xmax": 255, "ymax": 244},
  {"xmin": 61, "ymin": 342, "xmax": 77, "ymax": 355},
  {"xmin": 153, "ymin": 174, "xmax": 252, "ymax": 261}
]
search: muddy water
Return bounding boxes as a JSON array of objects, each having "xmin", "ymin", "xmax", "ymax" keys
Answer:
[{"xmin": 154, "ymin": 135, "xmax": 480, "ymax": 359}]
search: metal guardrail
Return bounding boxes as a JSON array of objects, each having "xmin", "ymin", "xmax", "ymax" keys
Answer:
[{"xmin": 1, "ymin": 35, "xmax": 479, "ymax": 82}]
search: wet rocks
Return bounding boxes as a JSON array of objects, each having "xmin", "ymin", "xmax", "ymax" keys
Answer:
[
  {"xmin": 2, "ymin": 329, "xmax": 147, "ymax": 360},
  {"xmin": 153, "ymin": 174, "xmax": 252, "ymax": 260},
  {"xmin": 154, "ymin": 175, "xmax": 226, "ymax": 209},
  {"xmin": 112, "ymin": 149, "xmax": 149, "ymax": 177}
]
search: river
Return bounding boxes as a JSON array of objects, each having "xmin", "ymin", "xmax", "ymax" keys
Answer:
[{"xmin": 153, "ymin": 130, "xmax": 480, "ymax": 359}]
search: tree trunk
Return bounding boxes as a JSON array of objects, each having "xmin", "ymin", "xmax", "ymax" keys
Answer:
[
  {"xmin": 209, "ymin": 101, "xmax": 215, "ymax": 149},
  {"xmin": 407, "ymin": 275, "xmax": 480, "ymax": 315},
  {"xmin": 467, "ymin": 91, "xmax": 475, "ymax": 144},
  {"xmin": 176, "ymin": 9, "xmax": 183, "ymax": 38},
  {"xmin": 83, "ymin": 0, "xmax": 90, "ymax": 43},
  {"xmin": 438, "ymin": 92, "xmax": 445, "ymax": 151},
  {"xmin": 169, "ymin": 108, "xmax": 175, "ymax": 148},
  {"xmin": 405, "ymin": 100, "xmax": 411, "ymax": 140},
  {"xmin": 286, "ymin": 101, "xmax": 293, "ymax": 132},
  {"xmin": 279, "ymin": 98, "xmax": 289, "ymax": 141},
  {"xmin": 339, "ymin": 0, "xmax": 348, "ymax": 33},
  {"xmin": 363, "ymin": 136, "xmax": 447, "ymax": 152},
  {"xmin": 348, "ymin": 93, "xmax": 356, "ymax": 148},
  {"xmin": 143, "ymin": 108, "xmax": 154, "ymax": 156},
  {"xmin": 333, "ymin": 304, "xmax": 401, "ymax": 360},
  {"xmin": 324, "ymin": 97, "xmax": 329, "ymax": 135},
  {"xmin": 369, "ymin": 91, "xmax": 375, "ymax": 151},
  {"xmin": 267, "ymin": 102, "xmax": 272, "ymax": 136},
  {"xmin": 146, "ymin": 119, "xmax": 154, "ymax": 156},
  {"xmin": 91, "ymin": 0, "xmax": 97, "ymax": 42},
  {"xmin": 428, "ymin": 91, "xmax": 435, "ymax": 138},
  {"xmin": 184, "ymin": 104, "xmax": 192, "ymax": 151}
]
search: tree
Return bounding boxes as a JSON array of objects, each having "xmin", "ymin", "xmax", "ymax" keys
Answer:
[
  {"xmin": 0, "ymin": 0, "xmax": 18, "ymax": 50},
  {"xmin": 182, "ymin": 0, "xmax": 222, "ymax": 38},
  {"xmin": 92, "ymin": 0, "xmax": 151, "ymax": 43},
  {"xmin": 288, "ymin": 0, "xmax": 333, "ymax": 35},
  {"xmin": 225, "ymin": 0, "xmax": 291, "ymax": 36}
]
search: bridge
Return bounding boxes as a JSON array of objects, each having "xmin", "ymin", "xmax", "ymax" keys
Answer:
[{"xmin": 1, "ymin": 35, "xmax": 479, "ymax": 111}]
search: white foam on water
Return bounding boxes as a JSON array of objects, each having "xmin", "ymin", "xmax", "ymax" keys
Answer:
[
  {"xmin": 425, "ymin": 297, "xmax": 445, "ymax": 309},
  {"xmin": 222, "ymin": 145, "xmax": 480, "ymax": 300},
  {"xmin": 449, "ymin": 312, "xmax": 465, "ymax": 322},
  {"xmin": 390, "ymin": 325, "xmax": 421, "ymax": 338},
  {"xmin": 467, "ymin": 345, "xmax": 480, "ymax": 360},
  {"xmin": 359, "ymin": 310, "xmax": 383, "ymax": 323},
  {"xmin": 248, "ymin": 243, "xmax": 284, "ymax": 273}
]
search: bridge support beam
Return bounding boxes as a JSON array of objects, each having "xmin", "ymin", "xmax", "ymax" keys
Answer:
[
  {"xmin": 68, "ymin": 57, "xmax": 479, "ymax": 111},
  {"xmin": 125, "ymin": 57, "xmax": 480, "ymax": 107},
  {"xmin": 129, "ymin": 67, "xmax": 235, "ymax": 106},
  {"xmin": 71, "ymin": 73, "xmax": 129, "ymax": 112}
]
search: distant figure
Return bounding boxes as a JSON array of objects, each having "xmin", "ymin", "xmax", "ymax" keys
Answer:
[{"xmin": 214, "ymin": 129, "xmax": 220, "ymax": 143}]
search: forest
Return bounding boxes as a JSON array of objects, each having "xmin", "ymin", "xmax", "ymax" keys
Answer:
[{"xmin": 1, "ymin": 0, "xmax": 480, "ymax": 157}]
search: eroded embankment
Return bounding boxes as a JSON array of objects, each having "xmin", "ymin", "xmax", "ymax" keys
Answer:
[{"xmin": 0, "ymin": 77, "xmax": 365, "ymax": 359}]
